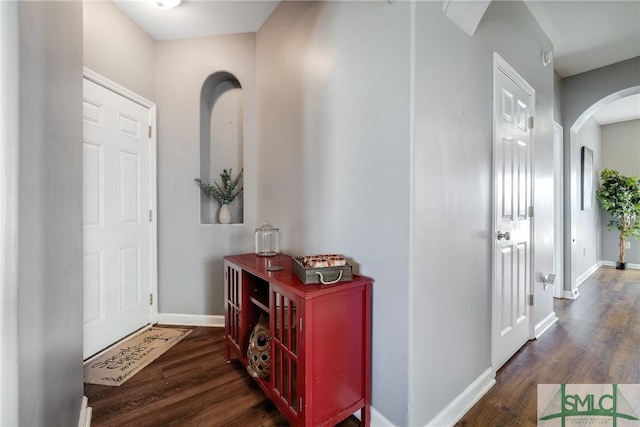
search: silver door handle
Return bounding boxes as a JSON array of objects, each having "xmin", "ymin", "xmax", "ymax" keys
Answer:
[{"xmin": 497, "ymin": 231, "xmax": 511, "ymax": 241}]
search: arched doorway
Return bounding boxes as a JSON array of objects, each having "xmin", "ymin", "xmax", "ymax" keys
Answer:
[{"xmin": 565, "ymin": 85, "xmax": 640, "ymax": 298}]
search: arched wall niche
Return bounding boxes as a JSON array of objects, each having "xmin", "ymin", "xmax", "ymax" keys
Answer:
[{"xmin": 200, "ymin": 71, "xmax": 244, "ymax": 224}]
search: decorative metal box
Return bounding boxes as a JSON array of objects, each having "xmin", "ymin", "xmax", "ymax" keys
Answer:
[{"xmin": 292, "ymin": 257, "xmax": 353, "ymax": 285}]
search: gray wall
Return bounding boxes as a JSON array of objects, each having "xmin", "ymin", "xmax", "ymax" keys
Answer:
[
  {"xmin": 601, "ymin": 119, "xmax": 640, "ymax": 263},
  {"xmin": 80, "ymin": 1, "xmax": 559, "ymax": 424},
  {"xmin": 413, "ymin": 0, "xmax": 555, "ymax": 423},
  {"xmin": 562, "ymin": 57, "xmax": 640, "ymax": 135},
  {"xmin": 156, "ymin": 34, "xmax": 258, "ymax": 315},
  {"xmin": 554, "ymin": 69, "xmax": 563, "ymax": 123},
  {"xmin": 257, "ymin": 2, "xmax": 412, "ymax": 423},
  {"xmin": 561, "ymin": 57, "xmax": 640, "ymax": 291},
  {"xmin": 257, "ymin": 1, "xmax": 555, "ymax": 424},
  {"xmin": 83, "ymin": 0, "xmax": 156, "ymax": 101},
  {"xmin": 17, "ymin": 1, "xmax": 84, "ymax": 425},
  {"xmin": 572, "ymin": 117, "xmax": 601, "ymax": 279}
]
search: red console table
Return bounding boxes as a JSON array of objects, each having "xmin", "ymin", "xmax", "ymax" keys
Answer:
[{"xmin": 223, "ymin": 253, "xmax": 373, "ymax": 427}]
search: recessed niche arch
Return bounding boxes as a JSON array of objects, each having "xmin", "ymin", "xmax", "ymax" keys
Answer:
[{"xmin": 200, "ymin": 71, "xmax": 244, "ymax": 224}]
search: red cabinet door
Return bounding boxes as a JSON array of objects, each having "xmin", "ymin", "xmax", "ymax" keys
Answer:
[
  {"xmin": 224, "ymin": 261, "xmax": 242, "ymax": 361},
  {"xmin": 269, "ymin": 284, "xmax": 303, "ymax": 424}
]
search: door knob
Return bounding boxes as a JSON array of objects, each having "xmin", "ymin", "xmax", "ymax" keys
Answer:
[{"xmin": 497, "ymin": 231, "xmax": 511, "ymax": 241}]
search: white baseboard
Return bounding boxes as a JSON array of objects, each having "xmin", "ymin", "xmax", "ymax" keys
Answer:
[
  {"xmin": 599, "ymin": 260, "xmax": 640, "ymax": 270},
  {"xmin": 371, "ymin": 405, "xmax": 396, "ymax": 426},
  {"xmin": 564, "ymin": 288, "xmax": 580, "ymax": 299},
  {"xmin": 575, "ymin": 262, "xmax": 601, "ymax": 287},
  {"xmin": 157, "ymin": 313, "xmax": 224, "ymax": 327},
  {"xmin": 425, "ymin": 367, "xmax": 496, "ymax": 426},
  {"xmin": 353, "ymin": 405, "xmax": 396, "ymax": 426},
  {"xmin": 78, "ymin": 396, "xmax": 91, "ymax": 427},
  {"xmin": 569, "ymin": 260, "xmax": 640, "ymax": 300},
  {"xmin": 535, "ymin": 311, "xmax": 558, "ymax": 339}
]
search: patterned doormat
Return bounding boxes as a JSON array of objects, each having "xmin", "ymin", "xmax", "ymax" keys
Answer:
[{"xmin": 84, "ymin": 327, "xmax": 192, "ymax": 387}]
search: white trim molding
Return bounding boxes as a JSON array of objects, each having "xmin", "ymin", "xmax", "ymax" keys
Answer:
[
  {"xmin": 600, "ymin": 260, "xmax": 640, "ymax": 270},
  {"xmin": 575, "ymin": 262, "xmax": 602, "ymax": 287},
  {"xmin": 426, "ymin": 367, "xmax": 496, "ymax": 427},
  {"xmin": 370, "ymin": 406, "xmax": 396, "ymax": 426},
  {"xmin": 353, "ymin": 405, "xmax": 396, "ymax": 427},
  {"xmin": 0, "ymin": 3, "xmax": 20, "ymax": 425},
  {"xmin": 83, "ymin": 67, "xmax": 153, "ymax": 108},
  {"xmin": 553, "ymin": 122, "xmax": 565, "ymax": 299},
  {"xmin": 78, "ymin": 396, "xmax": 92, "ymax": 427},
  {"xmin": 535, "ymin": 312, "xmax": 558, "ymax": 339},
  {"xmin": 565, "ymin": 261, "xmax": 640, "ymax": 299},
  {"xmin": 157, "ymin": 313, "xmax": 224, "ymax": 327},
  {"xmin": 564, "ymin": 289, "xmax": 580, "ymax": 300}
]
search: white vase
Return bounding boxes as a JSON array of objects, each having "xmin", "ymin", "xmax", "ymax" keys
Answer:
[{"xmin": 219, "ymin": 204, "xmax": 231, "ymax": 224}]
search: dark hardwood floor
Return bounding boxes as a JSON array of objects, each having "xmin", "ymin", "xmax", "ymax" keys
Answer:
[
  {"xmin": 85, "ymin": 325, "xmax": 360, "ymax": 426},
  {"xmin": 457, "ymin": 266, "xmax": 640, "ymax": 426},
  {"xmin": 86, "ymin": 267, "xmax": 639, "ymax": 426}
]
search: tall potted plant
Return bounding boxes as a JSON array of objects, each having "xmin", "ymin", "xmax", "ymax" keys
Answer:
[{"xmin": 595, "ymin": 168, "xmax": 640, "ymax": 269}]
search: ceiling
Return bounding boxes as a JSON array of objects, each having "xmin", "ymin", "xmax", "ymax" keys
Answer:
[
  {"xmin": 114, "ymin": 0, "xmax": 640, "ymax": 124},
  {"xmin": 524, "ymin": 0, "xmax": 640, "ymax": 78},
  {"xmin": 524, "ymin": 0, "xmax": 640, "ymax": 125},
  {"xmin": 112, "ymin": 0, "xmax": 279, "ymax": 40}
]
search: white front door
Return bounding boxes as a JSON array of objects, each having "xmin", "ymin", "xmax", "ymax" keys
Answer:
[
  {"xmin": 83, "ymin": 78, "xmax": 153, "ymax": 359},
  {"xmin": 492, "ymin": 54, "xmax": 534, "ymax": 370}
]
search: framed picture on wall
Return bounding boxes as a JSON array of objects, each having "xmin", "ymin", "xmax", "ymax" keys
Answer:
[{"xmin": 581, "ymin": 146, "xmax": 593, "ymax": 210}]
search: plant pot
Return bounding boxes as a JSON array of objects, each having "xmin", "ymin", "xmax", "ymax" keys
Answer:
[
  {"xmin": 616, "ymin": 262, "xmax": 627, "ymax": 270},
  {"xmin": 219, "ymin": 204, "xmax": 231, "ymax": 224}
]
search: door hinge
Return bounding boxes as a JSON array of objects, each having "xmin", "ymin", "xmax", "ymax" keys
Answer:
[
  {"xmin": 148, "ymin": 125, "xmax": 152, "ymax": 138},
  {"xmin": 299, "ymin": 397, "xmax": 303, "ymax": 413},
  {"xmin": 149, "ymin": 210, "xmax": 153, "ymax": 222},
  {"xmin": 299, "ymin": 317, "xmax": 303, "ymax": 332},
  {"xmin": 528, "ymin": 294, "xmax": 534, "ymax": 306},
  {"xmin": 528, "ymin": 206, "xmax": 534, "ymax": 218},
  {"xmin": 529, "ymin": 117, "xmax": 534, "ymax": 129},
  {"xmin": 150, "ymin": 293, "xmax": 153, "ymax": 305}
]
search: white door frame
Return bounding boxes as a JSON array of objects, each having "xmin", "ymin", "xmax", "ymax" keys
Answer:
[
  {"xmin": 82, "ymin": 67, "xmax": 158, "ymax": 325},
  {"xmin": 553, "ymin": 122, "xmax": 564, "ymax": 298},
  {"xmin": 1, "ymin": 2, "xmax": 20, "ymax": 424},
  {"xmin": 491, "ymin": 53, "xmax": 536, "ymax": 370}
]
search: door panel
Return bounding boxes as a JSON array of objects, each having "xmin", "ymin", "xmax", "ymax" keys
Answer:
[
  {"xmin": 271, "ymin": 287, "xmax": 300, "ymax": 421},
  {"xmin": 493, "ymin": 56, "xmax": 534, "ymax": 370},
  {"xmin": 83, "ymin": 78, "xmax": 151, "ymax": 359}
]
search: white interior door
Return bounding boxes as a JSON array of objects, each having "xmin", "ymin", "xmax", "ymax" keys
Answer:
[
  {"xmin": 83, "ymin": 78, "xmax": 153, "ymax": 359},
  {"xmin": 492, "ymin": 54, "xmax": 534, "ymax": 370}
]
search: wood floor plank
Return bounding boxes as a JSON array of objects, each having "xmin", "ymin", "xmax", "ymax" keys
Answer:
[
  {"xmin": 457, "ymin": 266, "xmax": 640, "ymax": 426},
  {"xmin": 86, "ymin": 267, "xmax": 638, "ymax": 425},
  {"xmin": 85, "ymin": 325, "xmax": 360, "ymax": 426}
]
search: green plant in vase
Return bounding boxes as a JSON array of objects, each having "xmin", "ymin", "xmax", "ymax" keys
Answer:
[
  {"xmin": 596, "ymin": 168, "xmax": 640, "ymax": 269},
  {"xmin": 195, "ymin": 168, "xmax": 243, "ymax": 224}
]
